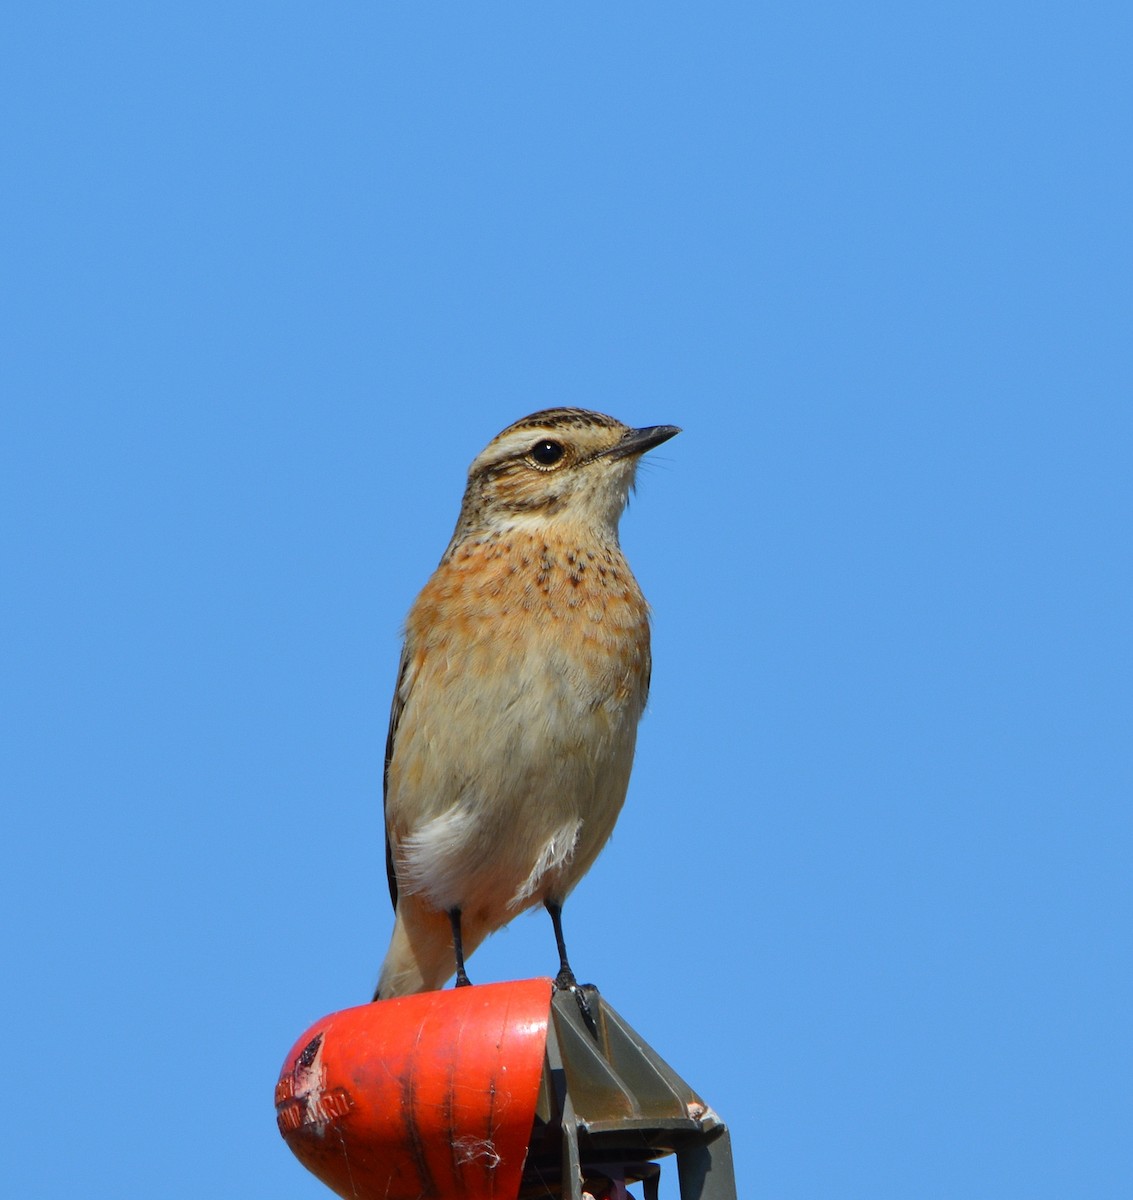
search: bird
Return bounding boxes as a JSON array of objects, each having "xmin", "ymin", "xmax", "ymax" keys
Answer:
[{"xmin": 373, "ymin": 407, "xmax": 679, "ymax": 1001}]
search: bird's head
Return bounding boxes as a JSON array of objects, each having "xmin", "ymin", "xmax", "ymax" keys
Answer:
[{"xmin": 453, "ymin": 408, "xmax": 680, "ymax": 540}]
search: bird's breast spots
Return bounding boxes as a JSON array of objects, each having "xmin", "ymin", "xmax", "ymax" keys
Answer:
[
  {"xmin": 414, "ymin": 534, "xmax": 641, "ymax": 630},
  {"xmin": 477, "ymin": 535, "xmax": 512, "ymax": 560},
  {"xmin": 565, "ymin": 546, "xmax": 587, "ymax": 587}
]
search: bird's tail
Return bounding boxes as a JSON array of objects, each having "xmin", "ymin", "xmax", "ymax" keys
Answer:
[{"xmin": 372, "ymin": 898, "xmax": 488, "ymax": 1000}]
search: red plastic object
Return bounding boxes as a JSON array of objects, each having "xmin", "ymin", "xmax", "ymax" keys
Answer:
[{"xmin": 276, "ymin": 978, "xmax": 553, "ymax": 1200}]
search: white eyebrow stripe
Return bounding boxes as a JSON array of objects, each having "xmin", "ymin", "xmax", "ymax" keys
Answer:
[{"xmin": 472, "ymin": 429, "xmax": 559, "ymax": 472}]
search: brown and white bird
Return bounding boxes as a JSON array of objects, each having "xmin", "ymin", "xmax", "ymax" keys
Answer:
[{"xmin": 374, "ymin": 408, "xmax": 679, "ymax": 1000}]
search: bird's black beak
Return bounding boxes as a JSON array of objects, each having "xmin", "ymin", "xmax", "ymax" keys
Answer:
[{"xmin": 604, "ymin": 424, "xmax": 682, "ymax": 461}]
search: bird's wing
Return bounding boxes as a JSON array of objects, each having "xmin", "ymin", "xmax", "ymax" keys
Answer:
[{"xmin": 383, "ymin": 642, "xmax": 412, "ymax": 910}]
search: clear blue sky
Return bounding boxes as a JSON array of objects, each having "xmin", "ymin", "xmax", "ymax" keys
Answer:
[{"xmin": 4, "ymin": 4, "xmax": 1130, "ymax": 1197}]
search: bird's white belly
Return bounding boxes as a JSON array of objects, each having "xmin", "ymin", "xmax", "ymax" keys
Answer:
[{"xmin": 388, "ymin": 656, "xmax": 641, "ymax": 920}]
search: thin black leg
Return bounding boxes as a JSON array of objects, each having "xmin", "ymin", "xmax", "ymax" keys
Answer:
[
  {"xmin": 545, "ymin": 899, "xmax": 577, "ymax": 990},
  {"xmin": 449, "ymin": 907, "xmax": 472, "ymax": 987},
  {"xmin": 545, "ymin": 900, "xmax": 597, "ymax": 1034}
]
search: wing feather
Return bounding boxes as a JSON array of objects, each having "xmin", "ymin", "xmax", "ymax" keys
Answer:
[{"xmin": 383, "ymin": 643, "xmax": 411, "ymax": 909}]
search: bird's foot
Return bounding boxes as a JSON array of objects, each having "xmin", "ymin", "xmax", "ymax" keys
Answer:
[
  {"xmin": 552, "ymin": 965, "xmax": 578, "ymax": 992},
  {"xmin": 454, "ymin": 967, "xmax": 473, "ymax": 988},
  {"xmin": 553, "ymin": 970, "xmax": 599, "ymax": 1036}
]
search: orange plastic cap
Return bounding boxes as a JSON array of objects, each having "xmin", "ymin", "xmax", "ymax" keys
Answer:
[{"xmin": 276, "ymin": 978, "xmax": 554, "ymax": 1200}]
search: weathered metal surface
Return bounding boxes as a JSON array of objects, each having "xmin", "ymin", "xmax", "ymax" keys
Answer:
[{"xmin": 522, "ymin": 988, "xmax": 737, "ymax": 1200}]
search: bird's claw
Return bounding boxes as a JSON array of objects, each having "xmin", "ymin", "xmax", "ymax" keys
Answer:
[
  {"xmin": 552, "ymin": 966, "xmax": 578, "ymax": 992},
  {"xmin": 554, "ymin": 972, "xmax": 599, "ymax": 1036}
]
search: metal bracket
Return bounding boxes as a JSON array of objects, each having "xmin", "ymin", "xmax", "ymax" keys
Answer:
[{"xmin": 523, "ymin": 988, "xmax": 737, "ymax": 1199}]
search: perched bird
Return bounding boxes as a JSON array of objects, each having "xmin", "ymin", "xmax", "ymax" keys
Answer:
[{"xmin": 374, "ymin": 408, "xmax": 679, "ymax": 1000}]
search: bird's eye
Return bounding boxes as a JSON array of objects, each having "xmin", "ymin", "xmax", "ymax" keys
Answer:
[{"xmin": 529, "ymin": 439, "xmax": 565, "ymax": 467}]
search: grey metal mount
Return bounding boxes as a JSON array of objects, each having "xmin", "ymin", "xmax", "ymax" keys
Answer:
[{"xmin": 521, "ymin": 988, "xmax": 738, "ymax": 1200}]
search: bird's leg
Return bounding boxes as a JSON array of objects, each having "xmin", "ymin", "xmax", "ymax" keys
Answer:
[
  {"xmin": 448, "ymin": 907, "xmax": 473, "ymax": 987},
  {"xmin": 545, "ymin": 899, "xmax": 577, "ymax": 989},
  {"xmin": 545, "ymin": 899, "xmax": 598, "ymax": 1034}
]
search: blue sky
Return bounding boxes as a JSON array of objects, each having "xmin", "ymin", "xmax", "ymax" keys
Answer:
[{"xmin": 4, "ymin": 3, "xmax": 1130, "ymax": 1197}]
